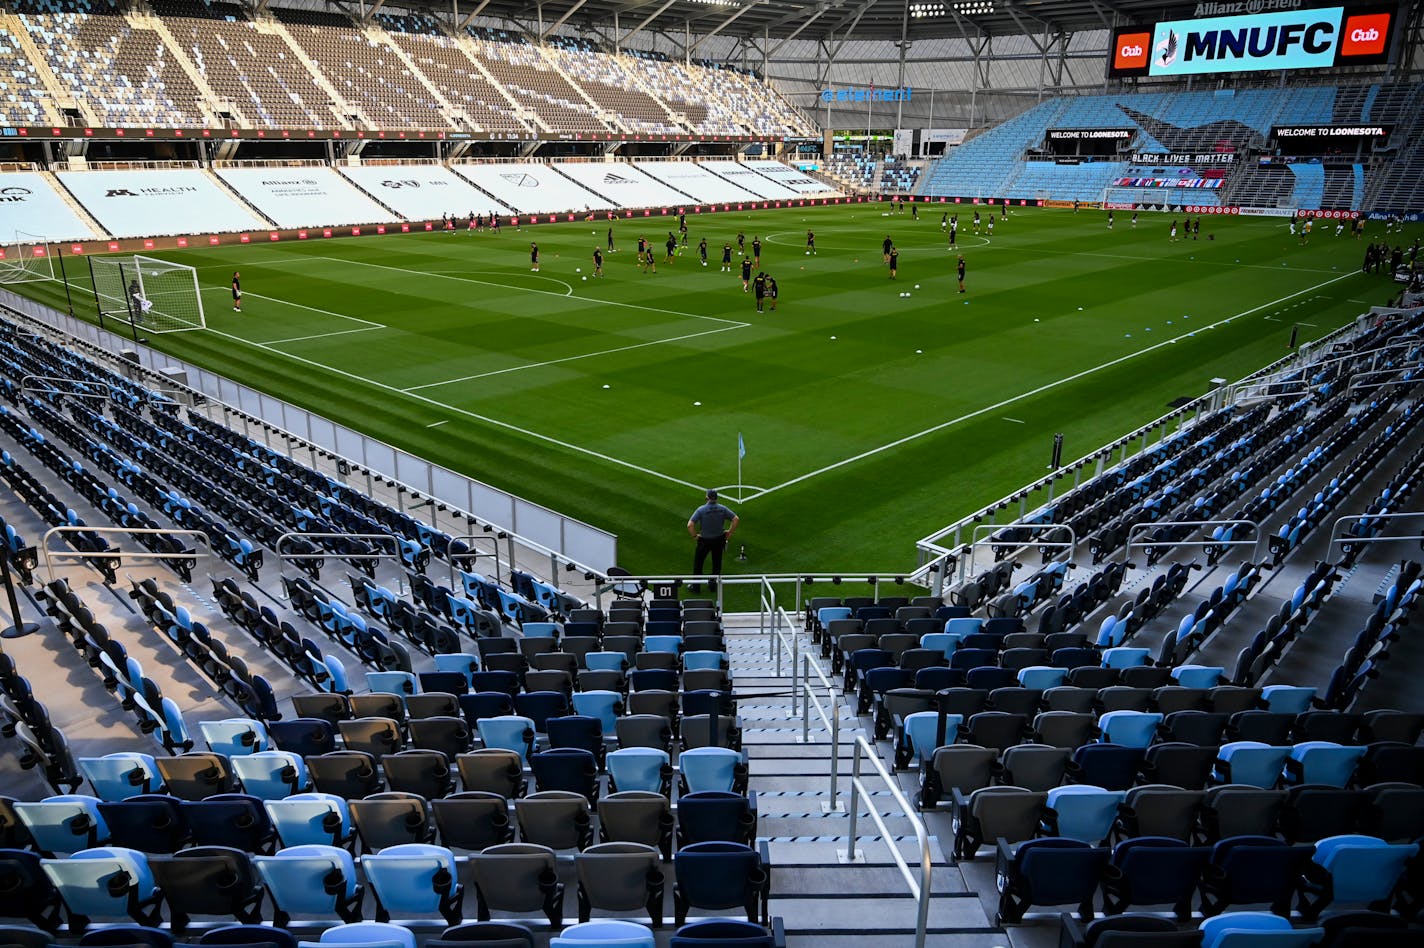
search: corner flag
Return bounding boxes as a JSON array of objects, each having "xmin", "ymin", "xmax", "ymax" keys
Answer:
[{"xmin": 738, "ymin": 433, "xmax": 746, "ymax": 460}]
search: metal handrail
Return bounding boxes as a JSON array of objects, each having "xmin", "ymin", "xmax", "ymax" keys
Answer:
[
  {"xmin": 20, "ymin": 374, "xmax": 115, "ymax": 402},
  {"xmin": 1124, "ymin": 519, "xmax": 1262, "ymax": 565},
  {"xmin": 444, "ymin": 533, "xmax": 503, "ymax": 591},
  {"xmin": 41, "ymin": 526, "xmax": 209, "ymax": 585},
  {"xmin": 844, "ymin": 735, "xmax": 933, "ymax": 948},
  {"xmin": 963, "ymin": 521, "xmax": 1077, "ymax": 584},
  {"xmin": 275, "ymin": 531, "xmax": 407, "ymax": 594},
  {"xmin": 762, "ymin": 581, "xmax": 798, "ymax": 719},
  {"xmin": 799, "ymin": 646, "xmax": 844, "ymax": 813},
  {"xmin": 1329, "ymin": 511, "xmax": 1424, "ymax": 553}
]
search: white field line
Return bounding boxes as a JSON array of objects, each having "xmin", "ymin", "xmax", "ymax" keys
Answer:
[
  {"xmin": 200, "ymin": 286, "xmax": 384, "ymax": 328},
  {"xmin": 261, "ymin": 326, "xmax": 387, "ymax": 345},
  {"xmin": 295, "ymin": 256, "xmax": 749, "ymax": 328},
  {"xmin": 425, "ymin": 420, "xmax": 449, "ymax": 428},
  {"xmin": 736, "ymin": 270, "xmax": 1362, "ymax": 503},
  {"xmin": 1006, "ymin": 246, "xmax": 1338, "ymax": 274},
  {"xmin": 197, "ymin": 326, "xmax": 706, "ymax": 492},
  {"xmin": 404, "ymin": 324, "xmax": 748, "ymax": 391}
]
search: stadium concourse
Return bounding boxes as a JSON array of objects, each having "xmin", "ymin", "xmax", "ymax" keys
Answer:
[{"xmin": 3, "ymin": 0, "xmax": 1424, "ymax": 946}]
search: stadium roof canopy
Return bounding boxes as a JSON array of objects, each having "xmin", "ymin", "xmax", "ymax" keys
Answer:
[{"xmin": 404, "ymin": 0, "xmax": 1175, "ymax": 45}]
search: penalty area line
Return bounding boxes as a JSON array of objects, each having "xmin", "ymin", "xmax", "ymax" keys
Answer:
[
  {"xmin": 403, "ymin": 323, "xmax": 749, "ymax": 392},
  {"xmin": 200, "ymin": 286, "xmax": 385, "ymax": 329},
  {"xmin": 196, "ymin": 326, "xmax": 707, "ymax": 493},
  {"xmin": 737, "ymin": 269, "xmax": 1362, "ymax": 504}
]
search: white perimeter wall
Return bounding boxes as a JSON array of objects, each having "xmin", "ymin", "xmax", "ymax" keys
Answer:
[
  {"xmin": 554, "ymin": 162, "xmax": 692, "ymax": 209},
  {"xmin": 339, "ymin": 165, "xmax": 511, "ymax": 218},
  {"xmin": 0, "ymin": 172, "xmax": 101, "ymax": 241},
  {"xmin": 217, "ymin": 167, "xmax": 393, "ymax": 228},
  {"xmin": 451, "ymin": 163, "xmax": 607, "ymax": 214},
  {"xmin": 745, "ymin": 160, "xmax": 842, "ymax": 196},
  {"xmin": 57, "ymin": 170, "xmax": 265, "ymax": 238},
  {"xmin": 699, "ymin": 161, "xmax": 801, "ymax": 200},
  {"xmin": 632, "ymin": 162, "xmax": 762, "ymax": 204}
]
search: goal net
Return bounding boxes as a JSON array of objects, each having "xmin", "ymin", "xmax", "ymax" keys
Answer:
[
  {"xmin": 0, "ymin": 232, "xmax": 55, "ymax": 284},
  {"xmin": 91, "ymin": 255, "xmax": 205, "ymax": 333}
]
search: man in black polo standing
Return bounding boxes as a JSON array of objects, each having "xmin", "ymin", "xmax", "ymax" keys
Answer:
[{"xmin": 687, "ymin": 489, "xmax": 739, "ymax": 588}]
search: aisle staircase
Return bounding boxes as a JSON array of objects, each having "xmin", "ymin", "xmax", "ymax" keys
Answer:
[{"xmin": 727, "ymin": 615, "xmax": 1010, "ymax": 947}]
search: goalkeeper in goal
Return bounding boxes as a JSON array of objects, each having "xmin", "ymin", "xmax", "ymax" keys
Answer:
[{"xmin": 128, "ymin": 278, "xmax": 154, "ymax": 322}]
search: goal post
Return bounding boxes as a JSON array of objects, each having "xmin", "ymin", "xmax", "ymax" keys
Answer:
[
  {"xmin": 89, "ymin": 255, "xmax": 205, "ymax": 333},
  {"xmin": 0, "ymin": 232, "xmax": 55, "ymax": 284}
]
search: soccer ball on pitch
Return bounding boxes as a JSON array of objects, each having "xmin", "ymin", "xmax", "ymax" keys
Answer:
[{"xmin": 581, "ymin": 276, "xmax": 587, "ymax": 281}]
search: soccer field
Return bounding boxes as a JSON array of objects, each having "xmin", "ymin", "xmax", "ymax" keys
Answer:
[{"xmin": 10, "ymin": 205, "xmax": 1418, "ymax": 574}]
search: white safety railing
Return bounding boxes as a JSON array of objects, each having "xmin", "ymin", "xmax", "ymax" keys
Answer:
[
  {"xmin": 41, "ymin": 525, "xmax": 209, "ymax": 585},
  {"xmin": 799, "ymin": 642, "xmax": 844, "ymax": 813},
  {"xmin": 844, "ymin": 735, "xmax": 933, "ymax": 948},
  {"xmin": 1329, "ymin": 512, "xmax": 1424, "ymax": 555},
  {"xmin": 1124, "ymin": 519, "xmax": 1262, "ymax": 565}
]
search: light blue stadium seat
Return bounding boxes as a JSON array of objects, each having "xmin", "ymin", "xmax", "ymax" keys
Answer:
[
  {"xmin": 42, "ymin": 846, "xmax": 161, "ymax": 926},
  {"xmin": 1260, "ymin": 686, "xmax": 1315, "ymax": 715},
  {"xmin": 1043, "ymin": 785, "xmax": 1125, "ymax": 844},
  {"xmin": 1102, "ymin": 648, "xmax": 1150, "ymax": 670},
  {"xmin": 904, "ymin": 711, "xmax": 961, "ymax": 765},
  {"xmin": 254, "ymin": 844, "xmax": 362, "ymax": 927},
  {"xmin": 1098, "ymin": 711, "xmax": 1163, "ymax": 749},
  {"xmin": 1286, "ymin": 742, "xmax": 1367, "ymax": 788},
  {"xmin": 265, "ymin": 792, "xmax": 353, "ymax": 848},
  {"xmin": 1214, "ymin": 742, "xmax": 1291, "ymax": 789},
  {"xmin": 585, "ymin": 652, "xmax": 628, "ymax": 672},
  {"xmin": 551, "ymin": 920, "xmax": 656, "ymax": 948},
  {"xmin": 360, "ymin": 845, "xmax": 463, "ymax": 925},
  {"xmin": 433, "ymin": 653, "xmax": 480, "ymax": 688},
  {"xmin": 607, "ymin": 747, "xmax": 671, "ymax": 794},
  {"xmin": 1198, "ymin": 911, "xmax": 1323, "ymax": 948},
  {"xmin": 919, "ymin": 632, "xmax": 961, "ymax": 658},
  {"xmin": 1018, "ymin": 666, "xmax": 1066, "ymax": 690},
  {"xmin": 678, "ymin": 747, "xmax": 742, "ymax": 794},
  {"xmin": 14, "ymin": 795, "xmax": 110, "ymax": 856},
  {"xmin": 199, "ymin": 718, "xmax": 270, "ymax": 757},
  {"xmin": 683, "ymin": 651, "xmax": 728, "ymax": 672},
  {"xmin": 1308, "ymin": 834, "xmax": 1418, "ymax": 905},
  {"xmin": 231, "ymin": 750, "xmax": 309, "ymax": 801},
  {"xmin": 571, "ymin": 691, "xmax": 622, "ymax": 736},
  {"xmin": 644, "ymin": 635, "xmax": 682, "ymax": 655},
  {"xmin": 367, "ymin": 671, "xmax": 418, "ymax": 696},
  {"xmin": 77, "ymin": 753, "xmax": 162, "ymax": 801},
  {"xmin": 477, "ymin": 715, "xmax": 537, "ymax": 763},
  {"xmin": 1173, "ymin": 665, "xmax": 1225, "ymax": 689}
]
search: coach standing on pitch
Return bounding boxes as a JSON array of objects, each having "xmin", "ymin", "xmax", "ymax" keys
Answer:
[{"xmin": 687, "ymin": 489, "xmax": 739, "ymax": 586}]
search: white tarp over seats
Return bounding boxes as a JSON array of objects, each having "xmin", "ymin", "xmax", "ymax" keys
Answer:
[
  {"xmin": 553, "ymin": 162, "xmax": 691, "ymax": 209},
  {"xmin": 451, "ymin": 163, "xmax": 607, "ymax": 214},
  {"xmin": 57, "ymin": 170, "xmax": 266, "ymax": 238},
  {"xmin": 699, "ymin": 161, "xmax": 801, "ymax": 200},
  {"xmin": 634, "ymin": 162, "xmax": 762, "ymax": 203},
  {"xmin": 744, "ymin": 160, "xmax": 842, "ymax": 195},
  {"xmin": 216, "ymin": 167, "xmax": 394, "ymax": 228},
  {"xmin": 0, "ymin": 172, "xmax": 102, "ymax": 241},
  {"xmin": 338, "ymin": 165, "xmax": 512, "ymax": 219}
]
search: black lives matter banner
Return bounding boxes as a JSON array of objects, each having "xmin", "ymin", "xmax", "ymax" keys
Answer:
[{"xmin": 1107, "ymin": 5, "xmax": 1397, "ymax": 78}]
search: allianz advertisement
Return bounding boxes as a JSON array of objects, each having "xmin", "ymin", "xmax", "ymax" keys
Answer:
[{"xmin": 1110, "ymin": 6, "xmax": 1395, "ymax": 77}]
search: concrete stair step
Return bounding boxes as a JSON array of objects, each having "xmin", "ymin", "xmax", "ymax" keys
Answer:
[
  {"xmin": 774, "ymin": 894, "xmax": 996, "ymax": 934},
  {"xmin": 772, "ymin": 865, "xmax": 967, "ymax": 895},
  {"xmin": 763, "ymin": 837, "xmax": 948, "ymax": 864}
]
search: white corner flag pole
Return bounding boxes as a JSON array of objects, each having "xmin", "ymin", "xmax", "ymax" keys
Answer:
[{"xmin": 737, "ymin": 432, "xmax": 746, "ymax": 503}]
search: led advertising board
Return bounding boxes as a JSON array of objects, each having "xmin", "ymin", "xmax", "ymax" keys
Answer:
[{"xmin": 1107, "ymin": 5, "xmax": 1396, "ymax": 78}]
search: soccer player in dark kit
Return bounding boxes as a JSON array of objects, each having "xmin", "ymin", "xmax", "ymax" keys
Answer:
[
  {"xmin": 530, "ymin": 242, "xmax": 540, "ymax": 271},
  {"xmin": 231, "ymin": 271, "xmax": 242, "ymax": 312},
  {"xmin": 740, "ymin": 256, "xmax": 752, "ymax": 291},
  {"xmin": 957, "ymin": 255, "xmax": 966, "ymax": 293},
  {"xmin": 698, "ymin": 237, "xmax": 708, "ymax": 267},
  {"xmin": 882, "ymin": 235, "xmax": 893, "ymax": 263},
  {"xmin": 752, "ymin": 236, "xmax": 761, "ymax": 267},
  {"xmin": 806, "ymin": 230, "xmax": 816, "ymax": 255},
  {"xmin": 753, "ymin": 271, "xmax": 767, "ymax": 312},
  {"xmin": 888, "ymin": 246, "xmax": 899, "ymax": 280},
  {"xmin": 592, "ymin": 247, "xmax": 603, "ymax": 278},
  {"xmin": 722, "ymin": 242, "xmax": 733, "ymax": 271}
]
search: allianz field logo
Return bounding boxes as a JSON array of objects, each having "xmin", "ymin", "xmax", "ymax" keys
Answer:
[{"xmin": 820, "ymin": 86, "xmax": 912, "ymax": 103}]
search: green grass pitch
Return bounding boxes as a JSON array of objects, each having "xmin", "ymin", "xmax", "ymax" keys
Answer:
[{"xmin": 12, "ymin": 205, "xmax": 1419, "ymax": 575}]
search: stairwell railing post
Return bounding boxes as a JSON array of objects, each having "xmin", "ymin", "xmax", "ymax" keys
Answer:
[{"xmin": 845, "ymin": 742, "xmax": 862, "ymax": 864}]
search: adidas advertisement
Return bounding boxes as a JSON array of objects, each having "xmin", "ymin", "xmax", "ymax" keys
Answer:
[{"xmin": 1108, "ymin": 5, "xmax": 1396, "ymax": 78}]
